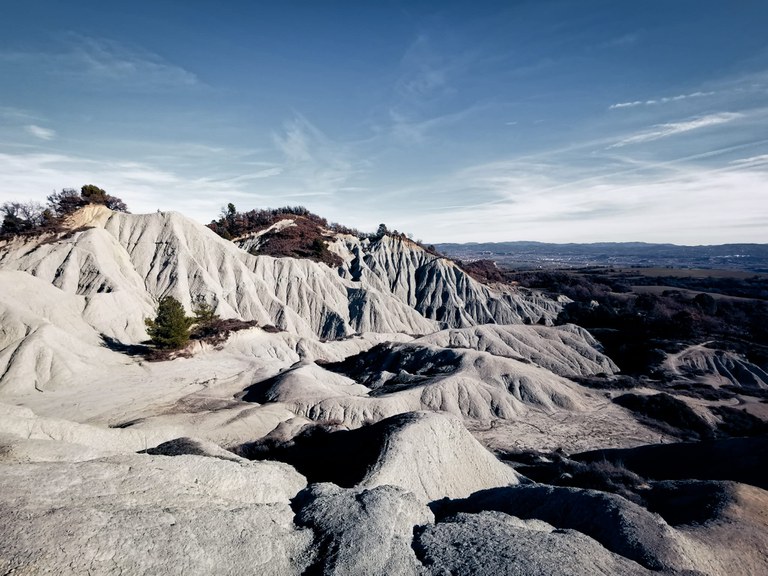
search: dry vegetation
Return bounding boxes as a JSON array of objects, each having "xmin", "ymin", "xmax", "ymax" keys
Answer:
[
  {"xmin": 457, "ymin": 259, "xmax": 507, "ymax": 283},
  {"xmin": 0, "ymin": 185, "xmax": 128, "ymax": 238},
  {"xmin": 207, "ymin": 204, "xmax": 443, "ymax": 267},
  {"xmin": 503, "ymin": 268, "xmax": 768, "ymax": 375}
]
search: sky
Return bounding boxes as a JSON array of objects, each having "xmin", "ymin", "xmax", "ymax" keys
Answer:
[{"xmin": 1, "ymin": 0, "xmax": 767, "ymax": 244}]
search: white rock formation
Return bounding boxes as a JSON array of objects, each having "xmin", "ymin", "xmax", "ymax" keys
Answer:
[
  {"xmin": 334, "ymin": 234, "xmax": 561, "ymax": 327},
  {"xmin": 240, "ymin": 411, "xmax": 521, "ymax": 503},
  {"xmin": 1, "ymin": 204, "xmax": 766, "ymax": 576},
  {"xmin": 264, "ymin": 342, "xmax": 591, "ymax": 427},
  {"xmin": 0, "ymin": 271, "xmax": 131, "ymax": 394},
  {"xmin": 0, "ymin": 403, "xmax": 182, "ymax": 457},
  {"xmin": 663, "ymin": 343, "xmax": 768, "ymax": 388},
  {"xmin": 0, "ymin": 453, "xmax": 312, "ymax": 575},
  {"xmin": 358, "ymin": 411, "xmax": 521, "ymax": 502},
  {"xmin": 293, "ymin": 483, "xmax": 433, "ymax": 576},
  {"xmin": 0, "ymin": 207, "xmax": 440, "ymax": 342},
  {"xmin": 415, "ymin": 511, "xmax": 655, "ymax": 576},
  {"xmin": 415, "ymin": 323, "xmax": 618, "ymax": 377}
]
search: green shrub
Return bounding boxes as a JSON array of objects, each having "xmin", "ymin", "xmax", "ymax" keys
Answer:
[{"xmin": 145, "ymin": 296, "xmax": 194, "ymax": 349}]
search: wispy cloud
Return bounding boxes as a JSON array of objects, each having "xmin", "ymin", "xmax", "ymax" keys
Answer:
[
  {"xmin": 603, "ymin": 33, "xmax": 640, "ymax": 48},
  {"xmin": 272, "ymin": 114, "xmax": 358, "ymax": 194},
  {"xmin": 0, "ymin": 151, "xmax": 274, "ymax": 222},
  {"xmin": 384, "ymin": 35, "xmax": 490, "ymax": 146},
  {"xmin": 248, "ymin": 167, "xmax": 283, "ymax": 179},
  {"xmin": 395, "ymin": 34, "xmax": 454, "ymax": 100},
  {"xmin": 398, "ymin": 66, "xmax": 447, "ymax": 99},
  {"xmin": 0, "ymin": 34, "xmax": 200, "ymax": 90},
  {"xmin": 610, "ymin": 91, "xmax": 716, "ymax": 110},
  {"xmin": 273, "ymin": 117, "xmax": 315, "ymax": 164},
  {"xmin": 730, "ymin": 154, "xmax": 768, "ymax": 168},
  {"xmin": 386, "ymin": 153, "xmax": 768, "ymax": 244},
  {"xmin": 388, "ymin": 104, "xmax": 482, "ymax": 145},
  {"xmin": 0, "ymin": 106, "xmax": 42, "ymax": 122},
  {"xmin": 609, "ymin": 112, "xmax": 743, "ymax": 148},
  {"xmin": 70, "ymin": 35, "xmax": 200, "ymax": 87},
  {"xmin": 24, "ymin": 124, "xmax": 56, "ymax": 140}
]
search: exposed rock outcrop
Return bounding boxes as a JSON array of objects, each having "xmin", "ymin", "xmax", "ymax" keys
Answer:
[
  {"xmin": 305, "ymin": 341, "xmax": 589, "ymax": 425},
  {"xmin": 0, "ymin": 453, "xmax": 312, "ymax": 575},
  {"xmin": 357, "ymin": 411, "xmax": 521, "ymax": 501},
  {"xmin": 414, "ymin": 511, "xmax": 655, "ymax": 576},
  {"xmin": 434, "ymin": 485, "xmax": 701, "ymax": 572},
  {"xmin": 414, "ymin": 323, "xmax": 618, "ymax": 377},
  {"xmin": 335, "ymin": 234, "xmax": 561, "ymax": 327},
  {"xmin": 293, "ymin": 483, "xmax": 433, "ymax": 576},
  {"xmin": 663, "ymin": 343, "xmax": 768, "ymax": 389},
  {"xmin": 0, "ymin": 208, "xmax": 561, "ymax": 347},
  {"xmin": 239, "ymin": 411, "xmax": 521, "ymax": 502},
  {"xmin": 0, "ymin": 271, "xmax": 129, "ymax": 394}
]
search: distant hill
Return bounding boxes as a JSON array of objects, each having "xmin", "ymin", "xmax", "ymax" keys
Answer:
[{"xmin": 435, "ymin": 241, "xmax": 768, "ymax": 272}]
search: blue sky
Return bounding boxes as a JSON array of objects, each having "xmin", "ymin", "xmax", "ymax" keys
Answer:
[{"xmin": 1, "ymin": 1, "xmax": 767, "ymax": 243}]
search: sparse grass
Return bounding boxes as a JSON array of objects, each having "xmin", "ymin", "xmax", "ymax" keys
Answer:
[
  {"xmin": 710, "ymin": 405, "xmax": 768, "ymax": 437},
  {"xmin": 245, "ymin": 216, "xmax": 343, "ymax": 267},
  {"xmin": 501, "ymin": 448, "xmax": 648, "ymax": 505},
  {"xmin": 457, "ymin": 259, "xmax": 506, "ymax": 283},
  {"xmin": 564, "ymin": 459, "xmax": 647, "ymax": 503},
  {"xmin": 614, "ymin": 392, "xmax": 714, "ymax": 440},
  {"xmin": 142, "ymin": 347, "xmax": 194, "ymax": 362},
  {"xmin": 572, "ymin": 374, "xmax": 643, "ymax": 391},
  {"xmin": 191, "ymin": 318, "xmax": 259, "ymax": 346}
]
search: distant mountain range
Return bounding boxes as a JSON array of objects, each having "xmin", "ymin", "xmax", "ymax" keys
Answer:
[{"xmin": 435, "ymin": 241, "xmax": 768, "ymax": 272}]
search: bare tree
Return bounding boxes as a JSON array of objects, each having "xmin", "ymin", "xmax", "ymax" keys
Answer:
[{"xmin": 0, "ymin": 201, "xmax": 46, "ymax": 235}]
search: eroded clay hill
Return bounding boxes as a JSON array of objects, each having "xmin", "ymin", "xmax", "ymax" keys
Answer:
[{"xmin": 1, "ymin": 205, "xmax": 766, "ymax": 575}]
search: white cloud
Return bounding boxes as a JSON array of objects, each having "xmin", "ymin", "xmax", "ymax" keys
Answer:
[
  {"xmin": 388, "ymin": 103, "xmax": 486, "ymax": 146},
  {"xmin": 395, "ymin": 34, "xmax": 451, "ymax": 99},
  {"xmin": 610, "ymin": 101, "xmax": 644, "ymax": 109},
  {"xmin": 249, "ymin": 167, "xmax": 283, "ymax": 179},
  {"xmin": 730, "ymin": 154, "xmax": 768, "ymax": 168},
  {"xmin": 610, "ymin": 91, "xmax": 716, "ymax": 110},
  {"xmin": 0, "ymin": 34, "xmax": 200, "ymax": 90},
  {"xmin": 401, "ymin": 162, "xmax": 768, "ymax": 244},
  {"xmin": 271, "ymin": 114, "xmax": 359, "ymax": 194},
  {"xmin": 72, "ymin": 35, "xmax": 200, "ymax": 87},
  {"xmin": 25, "ymin": 124, "xmax": 56, "ymax": 140},
  {"xmin": 367, "ymin": 133, "xmax": 768, "ymax": 245},
  {"xmin": 0, "ymin": 107, "xmax": 42, "ymax": 122},
  {"xmin": 273, "ymin": 117, "xmax": 315, "ymax": 164},
  {"xmin": 0, "ymin": 152, "xmax": 271, "ymax": 223},
  {"xmin": 603, "ymin": 33, "xmax": 640, "ymax": 48},
  {"xmin": 609, "ymin": 112, "xmax": 743, "ymax": 148}
]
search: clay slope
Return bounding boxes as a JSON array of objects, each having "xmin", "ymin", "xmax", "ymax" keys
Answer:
[
  {"xmin": 415, "ymin": 323, "xmax": 618, "ymax": 378},
  {"xmin": 663, "ymin": 343, "xmax": 768, "ymax": 389},
  {"xmin": 0, "ymin": 207, "xmax": 564, "ymax": 381},
  {"xmin": 0, "ymin": 271, "xmax": 129, "ymax": 394},
  {"xmin": 239, "ymin": 411, "xmax": 521, "ymax": 502},
  {"xmin": 5, "ymin": 407, "xmax": 762, "ymax": 575},
  {"xmin": 357, "ymin": 411, "xmax": 521, "ymax": 501},
  {"xmin": 239, "ymin": 336, "xmax": 596, "ymax": 429},
  {"xmin": 0, "ymin": 453, "xmax": 312, "ymax": 575},
  {"xmin": 334, "ymin": 234, "xmax": 561, "ymax": 327},
  {"xmin": 333, "ymin": 340, "xmax": 587, "ymax": 412},
  {"xmin": 0, "ymin": 206, "xmax": 438, "ymax": 342}
]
